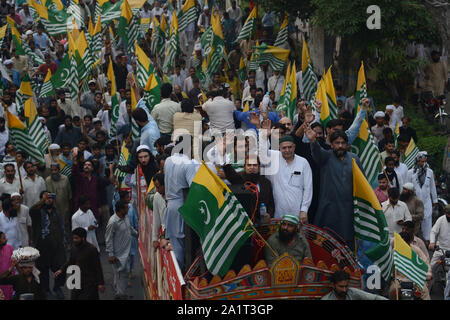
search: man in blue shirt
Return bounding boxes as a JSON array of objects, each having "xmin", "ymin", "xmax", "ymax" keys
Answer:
[
  {"xmin": 234, "ymin": 95, "xmax": 280, "ymax": 132},
  {"xmin": 33, "ymin": 23, "xmax": 53, "ymax": 52}
]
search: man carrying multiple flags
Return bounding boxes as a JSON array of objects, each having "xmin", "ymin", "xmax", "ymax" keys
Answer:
[{"xmin": 0, "ymin": 0, "xmax": 438, "ymax": 301}]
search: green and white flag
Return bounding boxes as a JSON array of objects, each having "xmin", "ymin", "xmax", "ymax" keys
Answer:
[
  {"xmin": 205, "ymin": 11, "xmax": 226, "ymax": 78},
  {"xmin": 24, "ymin": 98, "xmax": 49, "ymax": 154},
  {"xmin": 150, "ymin": 16, "xmax": 166, "ymax": 57},
  {"xmin": 68, "ymin": 0, "xmax": 84, "ymax": 28},
  {"xmin": 58, "ymin": 158, "xmax": 72, "ymax": 178},
  {"xmin": 251, "ymin": 44, "xmax": 290, "ymax": 72},
  {"xmin": 99, "ymin": 0, "xmax": 123, "ymax": 26},
  {"xmin": 115, "ymin": 141, "xmax": 130, "ymax": 180},
  {"xmin": 273, "ymin": 14, "xmax": 288, "ymax": 47},
  {"xmin": 39, "ymin": 69, "xmax": 54, "ymax": 98},
  {"xmin": 301, "ymin": 40, "xmax": 318, "ymax": 102},
  {"xmin": 179, "ymin": 163, "xmax": 254, "ymax": 277},
  {"xmin": 351, "ymin": 119, "xmax": 382, "ymax": 187},
  {"xmin": 6, "ymin": 108, "xmax": 45, "ymax": 164},
  {"xmin": 135, "ymin": 43, "xmax": 153, "ymax": 88},
  {"xmin": 353, "ymin": 159, "xmax": 394, "ymax": 282},
  {"xmin": 143, "ymin": 72, "xmax": 161, "ymax": 113},
  {"xmin": 163, "ymin": 11, "xmax": 179, "ymax": 73},
  {"xmin": 404, "ymin": 138, "xmax": 420, "ymax": 169},
  {"xmin": 177, "ymin": 0, "xmax": 197, "ymax": 33},
  {"xmin": 235, "ymin": 6, "xmax": 257, "ymax": 43},
  {"xmin": 117, "ymin": 0, "xmax": 140, "ymax": 54},
  {"xmin": 394, "ymin": 232, "xmax": 428, "ymax": 289},
  {"xmin": 107, "ymin": 57, "xmax": 120, "ymax": 138},
  {"xmin": 30, "ymin": 1, "xmax": 70, "ymax": 36}
]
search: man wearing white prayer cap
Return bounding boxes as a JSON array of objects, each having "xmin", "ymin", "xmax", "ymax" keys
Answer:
[
  {"xmin": 371, "ymin": 111, "xmax": 388, "ymax": 144},
  {"xmin": 45, "ymin": 144, "xmax": 61, "ymax": 168}
]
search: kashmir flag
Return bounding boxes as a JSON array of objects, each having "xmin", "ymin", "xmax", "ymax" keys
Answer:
[
  {"xmin": 143, "ymin": 72, "xmax": 161, "ymax": 112},
  {"xmin": 150, "ymin": 16, "xmax": 166, "ymax": 57},
  {"xmin": 67, "ymin": 31, "xmax": 80, "ymax": 101},
  {"xmin": 238, "ymin": 57, "xmax": 247, "ymax": 83},
  {"xmin": 68, "ymin": 0, "xmax": 84, "ymax": 28},
  {"xmin": 394, "ymin": 122, "xmax": 400, "ymax": 148},
  {"xmin": 107, "ymin": 57, "xmax": 120, "ymax": 138},
  {"xmin": 323, "ymin": 67, "xmax": 338, "ymax": 120},
  {"xmin": 24, "ymin": 97, "xmax": 49, "ymax": 154},
  {"xmin": 355, "ymin": 61, "xmax": 368, "ymax": 115},
  {"xmin": 285, "ymin": 61, "xmax": 298, "ymax": 120},
  {"xmin": 0, "ymin": 24, "xmax": 7, "ymax": 52},
  {"xmin": 39, "ymin": 69, "xmax": 55, "ymax": 98},
  {"xmin": 302, "ymin": 40, "xmax": 318, "ymax": 102},
  {"xmin": 15, "ymin": 74, "xmax": 34, "ymax": 109},
  {"xmin": 29, "ymin": 0, "xmax": 70, "ymax": 35},
  {"xmin": 46, "ymin": 0, "xmax": 63, "ymax": 11},
  {"xmin": 76, "ymin": 31, "xmax": 94, "ymax": 79},
  {"xmin": 177, "ymin": 0, "xmax": 197, "ymax": 32},
  {"xmin": 205, "ymin": 11, "xmax": 226, "ymax": 78},
  {"xmin": 117, "ymin": 0, "xmax": 140, "ymax": 54},
  {"xmin": 235, "ymin": 6, "xmax": 257, "ymax": 43},
  {"xmin": 242, "ymin": 100, "xmax": 250, "ymax": 112},
  {"xmin": 99, "ymin": 0, "xmax": 123, "ymax": 26},
  {"xmin": 403, "ymin": 138, "xmax": 420, "ymax": 169},
  {"xmin": 274, "ymin": 14, "xmax": 288, "ymax": 47},
  {"xmin": 163, "ymin": 11, "xmax": 180, "ymax": 73},
  {"xmin": 136, "ymin": 43, "xmax": 153, "ymax": 88},
  {"xmin": 353, "ymin": 158, "xmax": 394, "ymax": 281},
  {"xmin": 115, "ymin": 141, "xmax": 130, "ymax": 180},
  {"xmin": 276, "ymin": 62, "xmax": 292, "ymax": 113},
  {"xmin": 8, "ymin": 22, "xmax": 26, "ymax": 55},
  {"xmin": 6, "ymin": 109, "xmax": 45, "ymax": 164},
  {"xmin": 89, "ymin": 15, "xmax": 103, "ymax": 55},
  {"xmin": 49, "ymin": 53, "xmax": 72, "ymax": 89},
  {"xmin": 351, "ymin": 119, "xmax": 382, "ymax": 186},
  {"xmin": 58, "ymin": 158, "xmax": 72, "ymax": 177},
  {"xmin": 130, "ymin": 85, "xmax": 140, "ymax": 141},
  {"xmin": 140, "ymin": 17, "xmax": 151, "ymax": 35},
  {"xmin": 316, "ymin": 78, "xmax": 331, "ymax": 128},
  {"xmin": 179, "ymin": 163, "xmax": 255, "ymax": 277},
  {"xmin": 251, "ymin": 44, "xmax": 290, "ymax": 72},
  {"xmin": 393, "ymin": 232, "xmax": 428, "ymax": 289}
]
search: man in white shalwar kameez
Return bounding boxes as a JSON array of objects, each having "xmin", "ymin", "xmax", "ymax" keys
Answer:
[{"xmin": 72, "ymin": 195, "xmax": 99, "ymax": 252}]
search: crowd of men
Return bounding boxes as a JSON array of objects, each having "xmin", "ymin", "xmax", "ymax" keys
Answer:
[{"xmin": 0, "ymin": 0, "xmax": 448, "ymax": 301}]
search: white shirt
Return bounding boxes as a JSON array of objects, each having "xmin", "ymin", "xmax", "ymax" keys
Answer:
[
  {"xmin": 152, "ymin": 7, "xmax": 164, "ymax": 18},
  {"xmin": 430, "ymin": 215, "xmax": 450, "ymax": 250},
  {"xmin": 395, "ymin": 163, "xmax": 409, "ymax": 185},
  {"xmin": 17, "ymin": 204, "xmax": 31, "ymax": 247},
  {"xmin": 202, "ymin": 96, "xmax": 236, "ymax": 134},
  {"xmin": 170, "ymin": 73, "xmax": 186, "ymax": 88},
  {"xmin": 183, "ymin": 76, "xmax": 194, "ymax": 94},
  {"xmin": 22, "ymin": 175, "xmax": 46, "ymax": 208},
  {"xmin": 255, "ymin": 68, "xmax": 272, "ymax": 91},
  {"xmin": 72, "ymin": 208, "xmax": 99, "ymax": 252},
  {"xmin": 116, "ymin": 100, "xmax": 130, "ymax": 129},
  {"xmin": 267, "ymin": 75, "xmax": 285, "ymax": 102},
  {"xmin": 0, "ymin": 212, "xmax": 21, "ymax": 249},
  {"xmin": 0, "ymin": 177, "xmax": 21, "ymax": 196},
  {"xmin": 140, "ymin": 9, "xmax": 152, "ymax": 19},
  {"xmin": 151, "ymin": 192, "xmax": 166, "ymax": 242},
  {"xmin": 386, "ymin": 104, "xmax": 404, "ymax": 129},
  {"xmin": 0, "ymin": 129, "xmax": 8, "ymax": 155},
  {"xmin": 382, "ymin": 200, "xmax": 412, "ymax": 239},
  {"xmin": 266, "ymin": 151, "xmax": 313, "ymax": 218},
  {"xmin": 96, "ymin": 109, "xmax": 111, "ymax": 134}
]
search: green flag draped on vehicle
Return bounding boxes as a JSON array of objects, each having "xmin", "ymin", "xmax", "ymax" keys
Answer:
[
  {"xmin": 179, "ymin": 163, "xmax": 255, "ymax": 277},
  {"xmin": 353, "ymin": 158, "xmax": 394, "ymax": 282}
]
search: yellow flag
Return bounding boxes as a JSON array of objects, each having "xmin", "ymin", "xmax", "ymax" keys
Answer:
[
  {"xmin": 88, "ymin": 17, "xmax": 95, "ymax": 37},
  {"xmin": 107, "ymin": 57, "xmax": 116, "ymax": 96},
  {"xmin": 24, "ymin": 97, "xmax": 38, "ymax": 126},
  {"xmin": 301, "ymin": 40, "xmax": 311, "ymax": 73},
  {"xmin": 324, "ymin": 66, "xmax": 337, "ymax": 106},
  {"xmin": 0, "ymin": 25, "xmax": 7, "ymax": 39},
  {"xmin": 243, "ymin": 100, "xmax": 250, "ymax": 112}
]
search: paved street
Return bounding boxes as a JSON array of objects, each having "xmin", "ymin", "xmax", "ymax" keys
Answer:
[{"xmin": 47, "ymin": 243, "xmax": 145, "ymax": 300}]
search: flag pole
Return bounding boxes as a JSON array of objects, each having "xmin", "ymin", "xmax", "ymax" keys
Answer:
[
  {"xmin": 395, "ymin": 267, "xmax": 399, "ymax": 300},
  {"xmin": 247, "ymin": 220, "xmax": 278, "ymax": 259}
]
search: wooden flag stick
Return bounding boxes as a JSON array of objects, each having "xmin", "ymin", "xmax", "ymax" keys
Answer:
[{"xmin": 247, "ymin": 220, "xmax": 278, "ymax": 259}]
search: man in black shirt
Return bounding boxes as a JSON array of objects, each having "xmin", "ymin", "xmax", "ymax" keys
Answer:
[
  {"xmin": 113, "ymin": 55, "xmax": 129, "ymax": 91},
  {"xmin": 55, "ymin": 228, "xmax": 105, "ymax": 300},
  {"xmin": 399, "ymin": 116, "xmax": 418, "ymax": 143}
]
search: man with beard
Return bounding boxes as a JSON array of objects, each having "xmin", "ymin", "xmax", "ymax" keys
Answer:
[
  {"xmin": 374, "ymin": 173, "xmax": 390, "ymax": 205},
  {"xmin": 400, "ymin": 183, "xmax": 424, "ymax": 238},
  {"xmin": 54, "ymin": 115, "xmax": 82, "ymax": 148},
  {"xmin": 306, "ymin": 128, "xmax": 364, "ymax": 250},
  {"xmin": 322, "ymin": 270, "xmax": 387, "ymax": 300},
  {"xmin": 0, "ymin": 89, "xmax": 18, "ymax": 117},
  {"xmin": 0, "ymin": 164, "xmax": 20, "ymax": 195},
  {"xmin": 401, "ymin": 221, "xmax": 429, "ymax": 263},
  {"xmin": 55, "ymin": 228, "xmax": 104, "ymax": 300},
  {"xmin": 407, "ymin": 153, "xmax": 438, "ymax": 245},
  {"xmin": 45, "ymin": 164, "xmax": 72, "ymax": 244},
  {"xmin": 264, "ymin": 214, "xmax": 312, "ymax": 267},
  {"xmin": 29, "ymin": 191, "xmax": 66, "ymax": 299},
  {"xmin": 0, "ymin": 198, "xmax": 21, "ymax": 250},
  {"xmin": 22, "ymin": 161, "xmax": 46, "ymax": 208},
  {"xmin": 136, "ymin": 145, "xmax": 158, "ymax": 187},
  {"xmin": 429, "ymin": 205, "xmax": 450, "ymax": 267},
  {"xmin": 392, "ymin": 150, "xmax": 408, "ymax": 184},
  {"xmin": 223, "ymin": 155, "xmax": 275, "ymax": 223},
  {"xmin": 384, "ymin": 157, "xmax": 403, "ymax": 193},
  {"xmin": 106, "ymin": 200, "xmax": 138, "ymax": 300}
]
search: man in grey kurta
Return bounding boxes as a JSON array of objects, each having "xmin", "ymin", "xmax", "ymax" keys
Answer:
[
  {"xmin": 106, "ymin": 200, "xmax": 138, "ymax": 300},
  {"xmin": 306, "ymin": 129, "xmax": 365, "ymax": 250}
]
